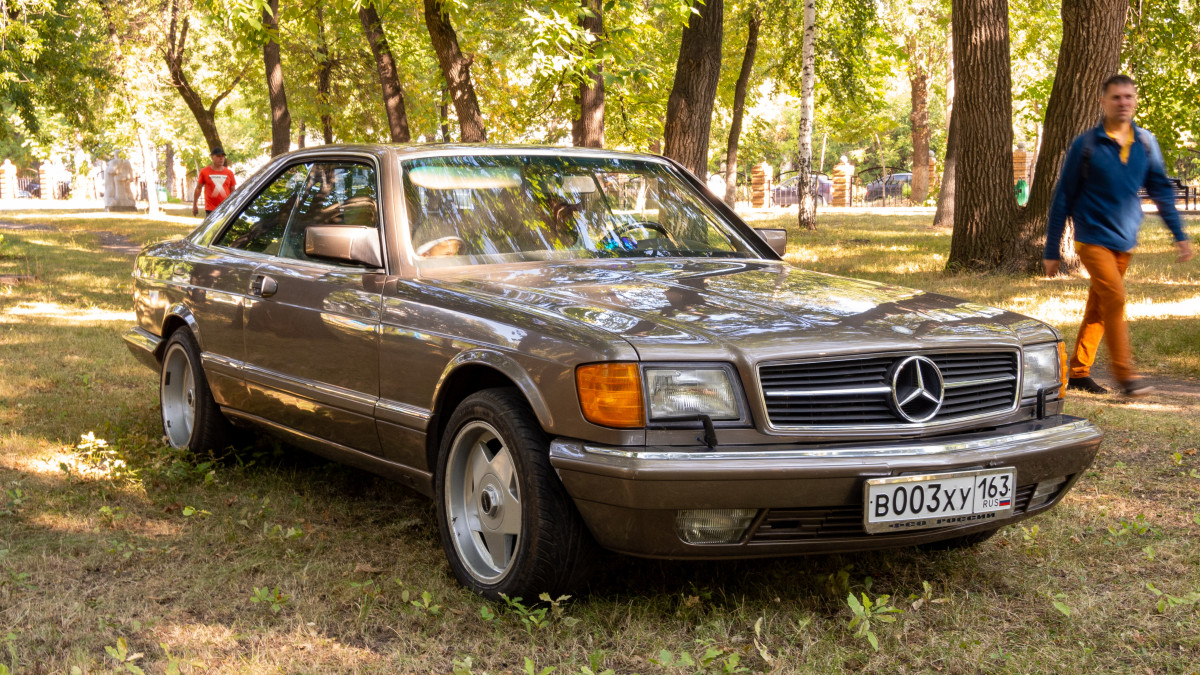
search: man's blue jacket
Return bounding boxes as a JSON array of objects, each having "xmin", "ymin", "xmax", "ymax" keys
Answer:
[{"xmin": 1044, "ymin": 122, "xmax": 1187, "ymax": 260}]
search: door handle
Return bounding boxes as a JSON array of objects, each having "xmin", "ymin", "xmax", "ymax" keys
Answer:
[{"xmin": 249, "ymin": 274, "xmax": 278, "ymax": 298}]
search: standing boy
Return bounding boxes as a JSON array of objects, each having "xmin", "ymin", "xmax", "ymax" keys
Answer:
[
  {"xmin": 193, "ymin": 147, "xmax": 236, "ymax": 216},
  {"xmin": 1044, "ymin": 75, "xmax": 1193, "ymax": 397}
]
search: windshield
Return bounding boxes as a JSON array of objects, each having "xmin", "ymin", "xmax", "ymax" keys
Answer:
[{"xmin": 403, "ymin": 154, "xmax": 764, "ymax": 268}]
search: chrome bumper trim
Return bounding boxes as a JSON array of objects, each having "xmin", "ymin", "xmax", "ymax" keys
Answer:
[
  {"xmin": 576, "ymin": 419, "xmax": 1100, "ymax": 461},
  {"xmin": 122, "ymin": 326, "xmax": 162, "ymax": 370}
]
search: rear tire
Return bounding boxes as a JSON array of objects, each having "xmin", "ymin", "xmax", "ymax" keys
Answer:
[
  {"xmin": 159, "ymin": 330, "xmax": 231, "ymax": 453},
  {"xmin": 435, "ymin": 388, "xmax": 595, "ymax": 599}
]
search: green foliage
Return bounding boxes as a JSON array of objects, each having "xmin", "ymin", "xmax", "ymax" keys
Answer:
[
  {"xmin": 846, "ymin": 591, "xmax": 902, "ymax": 651},
  {"xmin": 1146, "ymin": 582, "xmax": 1200, "ymax": 613},
  {"xmin": 249, "ymin": 585, "xmax": 289, "ymax": 613},
  {"xmin": 1125, "ymin": 0, "xmax": 1200, "ymax": 177},
  {"xmin": 103, "ymin": 637, "xmax": 145, "ymax": 674}
]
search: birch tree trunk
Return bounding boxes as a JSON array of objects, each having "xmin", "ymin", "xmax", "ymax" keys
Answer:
[
  {"xmin": 572, "ymin": 0, "xmax": 605, "ymax": 148},
  {"xmin": 662, "ymin": 0, "xmax": 724, "ymax": 179},
  {"xmin": 797, "ymin": 0, "xmax": 817, "ymax": 230},
  {"xmin": 360, "ymin": 0, "xmax": 412, "ymax": 143},
  {"xmin": 424, "ymin": 0, "xmax": 487, "ymax": 142},
  {"xmin": 262, "ymin": 0, "xmax": 291, "ymax": 157},
  {"xmin": 724, "ymin": 6, "xmax": 761, "ymax": 208}
]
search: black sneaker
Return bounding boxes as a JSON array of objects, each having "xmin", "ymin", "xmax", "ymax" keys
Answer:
[
  {"xmin": 1122, "ymin": 380, "xmax": 1155, "ymax": 398},
  {"xmin": 1068, "ymin": 376, "xmax": 1109, "ymax": 394}
]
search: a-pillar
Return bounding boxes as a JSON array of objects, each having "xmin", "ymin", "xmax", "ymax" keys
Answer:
[
  {"xmin": 0, "ymin": 160, "xmax": 16, "ymax": 200},
  {"xmin": 38, "ymin": 162, "xmax": 54, "ymax": 199},
  {"xmin": 750, "ymin": 162, "xmax": 773, "ymax": 208},
  {"xmin": 832, "ymin": 156, "xmax": 855, "ymax": 207}
]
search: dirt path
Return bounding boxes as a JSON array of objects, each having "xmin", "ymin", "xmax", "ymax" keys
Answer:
[{"xmin": 0, "ymin": 220, "xmax": 140, "ymax": 256}]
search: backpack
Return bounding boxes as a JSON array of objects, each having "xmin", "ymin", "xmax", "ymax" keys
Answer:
[{"xmin": 1074, "ymin": 125, "xmax": 1158, "ymax": 199}]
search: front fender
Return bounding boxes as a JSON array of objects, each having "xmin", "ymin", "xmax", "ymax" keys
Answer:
[{"xmin": 433, "ymin": 349, "xmax": 557, "ymax": 430}]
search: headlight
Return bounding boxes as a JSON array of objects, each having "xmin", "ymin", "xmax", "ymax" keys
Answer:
[
  {"xmin": 645, "ymin": 367, "xmax": 740, "ymax": 421},
  {"xmin": 1022, "ymin": 343, "xmax": 1063, "ymax": 398}
]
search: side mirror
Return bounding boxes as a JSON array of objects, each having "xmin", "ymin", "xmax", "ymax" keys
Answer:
[
  {"xmin": 754, "ymin": 228, "xmax": 787, "ymax": 257},
  {"xmin": 304, "ymin": 226, "xmax": 383, "ymax": 268}
]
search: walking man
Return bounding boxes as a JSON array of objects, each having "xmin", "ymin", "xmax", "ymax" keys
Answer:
[
  {"xmin": 192, "ymin": 147, "xmax": 236, "ymax": 216},
  {"xmin": 1044, "ymin": 74, "xmax": 1193, "ymax": 397}
]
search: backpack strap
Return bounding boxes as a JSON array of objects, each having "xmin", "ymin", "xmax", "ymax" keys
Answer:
[{"xmin": 1073, "ymin": 129, "xmax": 1097, "ymax": 202}]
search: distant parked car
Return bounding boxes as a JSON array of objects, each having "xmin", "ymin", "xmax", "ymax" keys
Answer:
[
  {"xmin": 773, "ymin": 174, "xmax": 832, "ymax": 207},
  {"xmin": 864, "ymin": 172, "xmax": 912, "ymax": 204}
]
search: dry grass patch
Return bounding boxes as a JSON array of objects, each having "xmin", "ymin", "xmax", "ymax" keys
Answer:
[{"xmin": 1, "ymin": 209, "xmax": 1199, "ymax": 672}]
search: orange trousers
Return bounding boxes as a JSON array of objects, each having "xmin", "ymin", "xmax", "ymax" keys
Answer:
[{"xmin": 1069, "ymin": 243, "xmax": 1134, "ymax": 384}]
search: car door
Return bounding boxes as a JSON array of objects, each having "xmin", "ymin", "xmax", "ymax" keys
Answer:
[
  {"xmin": 196, "ymin": 162, "xmax": 311, "ymax": 410},
  {"xmin": 241, "ymin": 159, "xmax": 386, "ymax": 453}
]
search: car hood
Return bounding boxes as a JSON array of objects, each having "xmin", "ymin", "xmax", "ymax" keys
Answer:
[{"xmin": 423, "ymin": 259, "xmax": 1047, "ymax": 361}]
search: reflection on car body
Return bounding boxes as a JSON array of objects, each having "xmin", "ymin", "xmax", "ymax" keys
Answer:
[{"xmin": 125, "ymin": 145, "xmax": 1101, "ymax": 599}]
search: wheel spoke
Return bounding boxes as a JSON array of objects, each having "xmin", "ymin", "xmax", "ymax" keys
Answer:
[
  {"xmin": 481, "ymin": 530, "xmax": 511, "ymax": 570},
  {"xmin": 468, "ymin": 440, "xmax": 491, "ymax": 494},
  {"xmin": 489, "ymin": 443, "xmax": 516, "ymax": 490},
  {"xmin": 496, "ymin": 504, "xmax": 521, "ymax": 536}
]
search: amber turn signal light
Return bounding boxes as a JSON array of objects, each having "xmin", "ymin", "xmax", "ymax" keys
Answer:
[
  {"xmin": 1057, "ymin": 341, "xmax": 1068, "ymax": 399},
  {"xmin": 576, "ymin": 363, "xmax": 645, "ymax": 428}
]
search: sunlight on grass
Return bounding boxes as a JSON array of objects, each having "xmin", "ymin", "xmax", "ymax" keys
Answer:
[
  {"xmin": 0, "ymin": 301, "xmax": 135, "ymax": 323},
  {"xmin": 1127, "ymin": 295, "xmax": 1200, "ymax": 319}
]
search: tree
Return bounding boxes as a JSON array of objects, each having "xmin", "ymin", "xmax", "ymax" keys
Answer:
[
  {"xmin": 359, "ymin": 0, "xmax": 412, "ymax": 143},
  {"xmin": 796, "ymin": 0, "xmax": 816, "ymax": 230},
  {"xmin": 945, "ymin": 0, "xmax": 1016, "ymax": 271},
  {"xmin": 162, "ymin": 0, "xmax": 248, "ymax": 153},
  {"xmin": 1125, "ymin": 0, "xmax": 1200, "ymax": 176},
  {"xmin": 261, "ymin": 0, "xmax": 292, "ymax": 155},
  {"xmin": 722, "ymin": 4, "xmax": 760, "ymax": 207},
  {"xmin": 1008, "ymin": 0, "xmax": 1128, "ymax": 272},
  {"xmin": 933, "ymin": 29, "xmax": 956, "ymax": 229},
  {"xmin": 571, "ymin": 0, "xmax": 605, "ymax": 147},
  {"xmin": 662, "ymin": 0, "xmax": 724, "ymax": 178},
  {"xmin": 424, "ymin": 0, "xmax": 486, "ymax": 142}
]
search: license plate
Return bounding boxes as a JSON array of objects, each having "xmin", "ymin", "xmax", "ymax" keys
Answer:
[{"xmin": 863, "ymin": 468, "xmax": 1016, "ymax": 534}]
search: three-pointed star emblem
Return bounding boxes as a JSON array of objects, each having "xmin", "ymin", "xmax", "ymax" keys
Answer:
[{"xmin": 889, "ymin": 356, "xmax": 945, "ymax": 422}]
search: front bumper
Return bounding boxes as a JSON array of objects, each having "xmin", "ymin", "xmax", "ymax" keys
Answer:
[
  {"xmin": 549, "ymin": 416, "xmax": 1101, "ymax": 558},
  {"xmin": 123, "ymin": 326, "xmax": 162, "ymax": 370}
]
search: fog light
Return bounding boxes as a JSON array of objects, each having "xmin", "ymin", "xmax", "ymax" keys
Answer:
[
  {"xmin": 1028, "ymin": 476, "xmax": 1067, "ymax": 510},
  {"xmin": 675, "ymin": 508, "xmax": 757, "ymax": 544}
]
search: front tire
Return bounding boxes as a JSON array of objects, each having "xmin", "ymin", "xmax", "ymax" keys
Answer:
[
  {"xmin": 159, "ymin": 330, "xmax": 231, "ymax": 453},
  {"xmin": 435, "ymin": 388, "xmax": 594, "ymax": 599}
]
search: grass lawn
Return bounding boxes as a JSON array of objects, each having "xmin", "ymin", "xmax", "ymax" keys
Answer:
[{"xmin": 2, "ymin": 207, "xmax": 1200, "ymax": 673}]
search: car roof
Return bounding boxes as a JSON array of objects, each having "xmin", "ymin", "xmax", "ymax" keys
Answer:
[{"xmin": 275, "ymin": 143, "xmax": 670, "ymax": 165}]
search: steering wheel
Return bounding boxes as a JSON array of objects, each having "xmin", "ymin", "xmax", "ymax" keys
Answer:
[{"xmin": 615, "ymin": 221, "xmax": 670, "ymax": 239}]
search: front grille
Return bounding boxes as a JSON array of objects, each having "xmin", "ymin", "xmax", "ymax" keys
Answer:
[
  {"xmin": 747, "ymin": 482, "xmax": 1038, "ymax": 543},
  {"xmin": 759, "ymin": 351, "xmax": 1019, "ymax": 429}
]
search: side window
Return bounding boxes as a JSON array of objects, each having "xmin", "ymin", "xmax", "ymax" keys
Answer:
[
  {"xmin": 214, "ymin": 164, "xmax": 310, "ymax": 254},
  {"xmin": 278, "ymin": 161, "xmax": 379, "ymax": 263}
]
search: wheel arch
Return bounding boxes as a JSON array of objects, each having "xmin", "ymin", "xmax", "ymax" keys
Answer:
[
  {"xmin": 426, "ymin": 351, "xmax": 555, "ymax": 472},
  {"xmin": 157, "ymin": 304, "xmax": 203, "ymax": 361}
]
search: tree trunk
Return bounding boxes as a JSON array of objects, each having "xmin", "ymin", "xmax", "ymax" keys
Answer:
[
  {"xmin": 262, "ymin": 0, "xmax": 291, "ymax": 157},
  {"xmin": 439, "ymin": 83, "xmax": 450, "ymax": 142},
  {"xmin": 315, "ymin": 4, "xmax": 335, "ymax": 144},
  {"xmin": 724, "ymin": 6, "xmax": 761, "ymax": 207},
  {"xmin": 933, "ymin": 108, "xmax": 958, "ymax": 227},
  {"xmin": 797, "ymin": 0, "xmax": 817, "ymax": 230},
  {"xmin": 946, "ymin": 0, "xmax": 1016, "ymax": 271},
  {"xmin": 297, "ymin": 119, "xmax": 306, "ymax": 148},
  {"xmin": 933, "ymin": 30, "xmax": 956, "ymax": 228},
  {"xmin": 162, "ymin": 0, "xmax": 226, "ymax": 152},
  {"xmin": 908, "ymin": 48, "xmax": 931, "ymax": 204},
  {"xmin": 662, "ymin": 0, "xmax": 724, "ymax": 179},
  {"xmin": 1007, "ymin": 0, "xmax": 1128, "ymax": 273},
  {"xmin": 424, "ymin": 0, "xmax": 486, "ymax": 142},
  {"xmin": 572, "ymin": 0, "xmax": 605, "ymax": 148},
  {"xmin": 360, "ymin": 0, "xmax": 412, "ymax": 143},
  {"xmin": 164, "ymin": 142, "xmax": 176, "ymax": 200}
]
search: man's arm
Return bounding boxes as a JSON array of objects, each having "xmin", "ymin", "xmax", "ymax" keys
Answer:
[
  {"xmin": 1043, "ymin": 136, "xmax": 1085, "ymax": 273},
  {"xmin": 192, "ymin": 170, "xmax": 205, "ymax": 216},
  {"xmin": 1140, "ymin": 131, "xmax": 1192, "ymax": 262}
]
